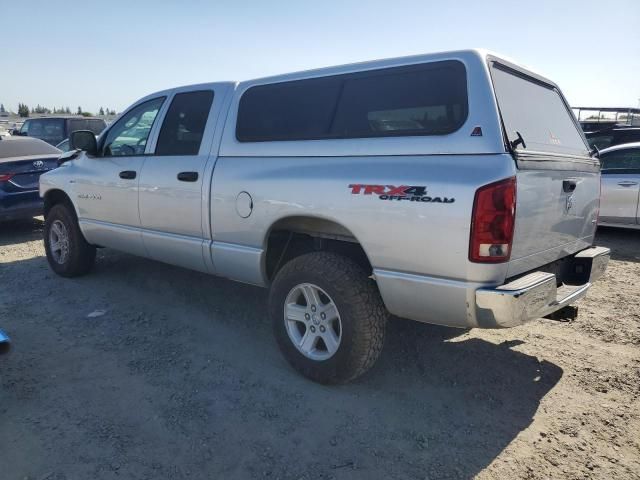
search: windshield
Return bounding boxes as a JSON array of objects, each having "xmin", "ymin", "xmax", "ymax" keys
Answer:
[
  {"xmin": 20, "ymin": 118, "xmax": 66, "ymax": 145},
  {"xmin": 490, "ymin": 63, "xmax": 589, "ymax": 156}
]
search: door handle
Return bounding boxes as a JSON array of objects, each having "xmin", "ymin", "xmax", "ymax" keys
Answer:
[
  {"xmin": 177, "ymin": 171, "xmax": 198, "ymax": 182},
  {"xmin": 119, "ymin": 170, "xmax": 136, "ymax": 180},
  {"xmin": 617, "ymin": 181, "xmax": 638, "ymax": 187},
  {"xmin": 562, "ymin": 179, "xmax": 577, "ymax": 193}
]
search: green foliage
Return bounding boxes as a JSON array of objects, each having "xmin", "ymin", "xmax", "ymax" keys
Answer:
[
  {"xmin": 33, "ymin": 104, "xmax": 52, "ymax": 114},
  {"xmin": 17, "ymin": 103, "xmax": 30, "ymax": 117}
]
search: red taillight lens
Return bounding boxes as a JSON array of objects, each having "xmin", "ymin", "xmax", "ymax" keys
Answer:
[
  {"xmin": 469, "ymin": 177, "xmax": 516, "ymax": 263},
  {"xmin": 0, "ymin": 174, "xmax": 13, "ymax": 182}
]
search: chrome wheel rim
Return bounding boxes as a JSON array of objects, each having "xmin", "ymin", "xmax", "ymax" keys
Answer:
[
  {"xmin": 284, "ymin": 283, "xmax": 342, "ymax": 361},
  {"xmin": 49, "ymin": 220, "xmax": 70, "ymax": 264}
]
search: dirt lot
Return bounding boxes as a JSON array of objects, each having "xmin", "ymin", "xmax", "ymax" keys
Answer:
[{"xmin": 1, "ymin": 219, "xmax": 639, "ymax": 480}]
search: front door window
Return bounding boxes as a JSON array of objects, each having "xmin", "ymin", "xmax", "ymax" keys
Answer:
[{"xmin": 102, "ymin": 97, "xmax": 165, "ymax": 156}]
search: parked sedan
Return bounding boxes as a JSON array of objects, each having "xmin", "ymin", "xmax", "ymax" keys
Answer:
[
  {"xmin": 598, "ymin": 142, "xmax": 640, "ymax": 229},
  {"xmin": 0, "ymin": 136, "xmax": 61, "ymax": 221}
]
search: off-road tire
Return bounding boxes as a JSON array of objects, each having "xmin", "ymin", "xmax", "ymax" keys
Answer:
[
  {"xmin": 269, "ymin": 251, "xmax": 387, "ymax": 384},
  {"xmin": 44, "ymin": 204, "xmax": 96, "ymax": 277}
]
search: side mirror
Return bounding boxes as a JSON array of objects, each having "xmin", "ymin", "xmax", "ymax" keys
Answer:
[
  {"xmin": 11, "ymin": 129, "xmax": 22, "ymax": 135},
  {"xmin": 70, "ymin": 130, "xmax": 98, "ymax": 155}
]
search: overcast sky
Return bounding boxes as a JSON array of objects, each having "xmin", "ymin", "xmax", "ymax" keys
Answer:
[{"xmin": 2, "ymin": 0, "xmax": 639, "ymax": 113}]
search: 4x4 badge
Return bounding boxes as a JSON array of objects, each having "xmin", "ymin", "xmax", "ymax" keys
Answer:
[{"xmin": 348, "ymin": 184, "xmax": 455, "ymax": 204}]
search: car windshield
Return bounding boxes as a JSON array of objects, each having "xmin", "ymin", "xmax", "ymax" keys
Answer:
[{"xmin": 21, "ymin": 118, "xmax": 66, "ymax": 145}]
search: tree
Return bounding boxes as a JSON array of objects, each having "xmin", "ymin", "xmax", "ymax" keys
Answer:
[
  {"xmin": 0, "ymin": 104, "xmax": 5, "ymax": 113},
  {"xmin": 18, "ymin": 103, "xmax": 30, "ymax": 117},
  {"xmin": 77, "ymin": 106, "xmax": 82, "ymax": 115},
  {"xmin": 33, "ymin": 104, "xmax": 51, "ymax": 114},
  {"xmin": 99, "ymin": 107, "xmax": 105, "ymax": 116},
  {"xmin": 64, "ymin": 107, "xmax": 71, "ymax": 114}
]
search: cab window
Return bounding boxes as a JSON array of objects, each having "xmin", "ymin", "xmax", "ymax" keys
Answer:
[
  {"xmin": 155, "ymin": 90, "xmax": 214, "ymax": 155},
  {"xmin": 102, "ymin": 97, "xmax": 165, "ymax": 156}
]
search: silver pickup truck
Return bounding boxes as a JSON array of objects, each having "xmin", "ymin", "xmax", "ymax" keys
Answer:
[{"xmin": 40, "ymin": 50, "xmax": 610, "ymax": 384}]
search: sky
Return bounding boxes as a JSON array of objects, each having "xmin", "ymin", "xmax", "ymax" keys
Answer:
[{"xmin": 1, "ymin": 0, "xmax": 639, "ymax": 114}]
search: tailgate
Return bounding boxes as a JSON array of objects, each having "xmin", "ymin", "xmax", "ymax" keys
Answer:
[{"xmin": 488, "ymin": 59, "xmax": 600, "ymax": 278}]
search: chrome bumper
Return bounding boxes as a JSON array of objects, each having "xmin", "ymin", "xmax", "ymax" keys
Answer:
[{"xmin": 475, "ymin": 246, "xmax": 610, "ymax": 328}]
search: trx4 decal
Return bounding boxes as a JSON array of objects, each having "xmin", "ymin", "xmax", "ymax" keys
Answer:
[{"xmin": 348, "ymin": 184, "xmax": 455, "ymax": 203}]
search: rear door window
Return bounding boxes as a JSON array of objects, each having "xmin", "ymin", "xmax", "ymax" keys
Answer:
[
  {"xmin": 155, "ymin": 90, "xmax": 214, "ymax": 155},
  {"xmin": 236, "ymin": 60, "xmax": 468, "ymax": 142},
  {"xmin": 490, "ymin": 63, "xmax": 588, "ymax": 156}
]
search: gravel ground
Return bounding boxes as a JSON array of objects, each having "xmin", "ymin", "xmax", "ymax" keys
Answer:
[{"xmin": 0, "ymin": 218, "xmax": 639, "ymax": 480}]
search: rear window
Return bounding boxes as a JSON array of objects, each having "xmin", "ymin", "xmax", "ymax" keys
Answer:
[
  {"xmin": 490, "ymin": 63, "xmax": 588, "ymax": 156},
  {"xmin": 21, "ymin": 118, "xmax": 65, "ymax": 145},
  {"xmin": 236, "ymin": 60, "xmax": 468, "ymax": 142}
]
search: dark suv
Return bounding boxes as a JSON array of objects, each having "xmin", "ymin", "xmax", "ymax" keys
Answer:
[
  {"xmin": 15, "ymin": 117, "xmax": 107, "ymax": 146},
  {"xmin": 585, "ymin": 126, "xmax": 640, "ymax": 150}
]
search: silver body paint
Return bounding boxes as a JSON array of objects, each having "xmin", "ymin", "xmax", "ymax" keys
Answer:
[{"xmin": 40, "ymin": 49, "xmax": 607, "ymax": 328}]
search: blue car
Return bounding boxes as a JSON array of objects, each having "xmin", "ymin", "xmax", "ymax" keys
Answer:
[{"xmin": 0, "ymin": 136, "xmax": 61, "ymax": 221}]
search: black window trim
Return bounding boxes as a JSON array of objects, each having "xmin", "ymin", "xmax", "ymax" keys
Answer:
[
  {"xmin": 154, "ymin": 89, "xmax": 215, "ymax": 157},
  {"xmin": 235, "ymin": 60, "xmax": 469, "ymax": 143},
  {"xmin": 98, "ymin": 96, "xmax": 167, "ymax": 158}
]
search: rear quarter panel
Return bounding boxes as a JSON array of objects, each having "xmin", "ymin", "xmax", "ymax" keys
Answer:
[{"xmin": 209, "ymin": 153, "xmax": 516, "ymax": 286}]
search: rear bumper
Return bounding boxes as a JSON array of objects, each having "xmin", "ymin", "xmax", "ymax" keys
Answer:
[
  {"xmin": 375, "ymin": 246, "xmax": 610, "ymax": 329},
  {"xmin": 476, "ymin": 246, "xmax": 610, "ymax": 328}
]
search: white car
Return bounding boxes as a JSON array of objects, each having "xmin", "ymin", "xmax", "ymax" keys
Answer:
[{"xmin": 598, "ymin": 142, "xmax": 640, "ymax": 229}]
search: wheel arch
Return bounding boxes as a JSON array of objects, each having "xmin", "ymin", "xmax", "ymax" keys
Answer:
[
  {"xmin": 43, "ymin": 189, "xmax": 77, "ymax": 219},
  {"xmin": 262, "ymin": 215, "xmax": 375, "ymax": 282}
]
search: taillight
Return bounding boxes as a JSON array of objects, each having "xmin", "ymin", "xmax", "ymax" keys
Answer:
[
  {"xmin": 0, "ymin": 174, "xmax": 13, "ymax": 182},
  {"xmin": 469, "ymin": 177, "xmax": 516, "ymax": 263}
]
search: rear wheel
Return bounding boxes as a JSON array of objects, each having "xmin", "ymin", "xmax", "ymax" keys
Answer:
[
  {"xmin": 269, "ymin": 252, "xmax": 387, "ymax": 384},
  {"xmin": 44, "ymin": 204, "xmax": 96, "ymax": 277}
]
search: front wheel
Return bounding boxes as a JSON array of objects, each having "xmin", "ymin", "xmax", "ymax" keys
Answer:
[
  {"xmin": 269, "ymin": 252, "xmax": 387, "ymax": 384},
  {"xmin": 44, "ymin": 204, "xmax": 96, "ymax": 277}
]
